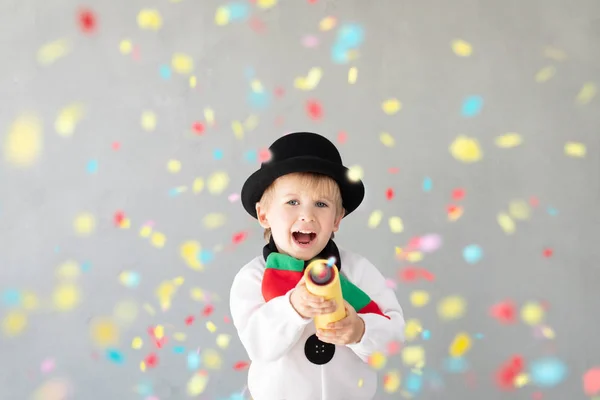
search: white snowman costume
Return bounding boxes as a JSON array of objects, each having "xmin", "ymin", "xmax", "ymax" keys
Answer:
[{"xmin": 229, "ymin": 247, "xmax": 405, "ymax": 400}]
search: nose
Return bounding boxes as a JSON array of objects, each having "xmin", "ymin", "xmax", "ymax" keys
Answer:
[{"xmin": 299, "ymin": 205, "xmax": 315, "ymax": 222}]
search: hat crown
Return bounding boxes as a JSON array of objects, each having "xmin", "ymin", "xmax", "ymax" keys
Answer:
[{"xmin": 265, "ymin": 132, "xmax": 342, "ymax": 167}]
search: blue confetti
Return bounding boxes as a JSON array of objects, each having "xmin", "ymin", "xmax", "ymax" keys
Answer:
[
  {"xmin": 474, "ymin": 333, "xmax": 484, "ymax": 339},
  {"xmin": 444, "ymin": 356, "xmax": 469, "ymax": 373},
  {"xmin": 227, "ymin": 3, "xmax": 250, "ymax": 21},
  {"xmin": 421, "ymin": 330, "xmax": 431, "ymax": 340},
  {"xmin": 81, "ymin": 261, "xmax": 92, "ymax": 272},
  {"xmin": 462, "ymin": 95, "xmax": 483, "ymax": 117},
  {"xmin": 198, "ymin": 249, "xmax": 214, "ymax": 264},
  {"xmin": 2, "ymin": 289, "xmax": 21, "ymax": 307},
  {"xmin": 213, "ymin": 149, "xmax": 224, "ymax": 160},
  {"xmin": 86, "ymin": 159, "xmax": 98, "ymax": 174},
  {"xmin": 331, "ymin": 43, "xmax": 350, "ymax": 64},
  {"xmin": 547, "ymin": 206, "xmax": 558, "ymax": 216},
  {"xmin": 160, "ymin": 65, "xmax": 172, "ymax": 79},
  {"xmin": 336, "ymin": 24, "xmax": 365, "ymax": 48},
  {"xmin": 187, "ymin": 352, "xmax": 201, "ymax": 370},
  {"xmin": 124, "ymin": 271, "xmax": 140, "ymax": 288},
  {"xmin": 54, "ymin": 246, "xmax": 60, "ymax": 253},
  {"xmin": 404, "ymin": 372, "xmax": 423, "ymax": 393},
  {"xmin": 244, "ymin": 150, "xmax": 257, "ymax": 162},
  {"xmin": 173, "ymin": 346, "xmax": 185, "ymax": 354},
  {"xmin": 529, "ymin": 357, "xmax": 567, "ymax": 388},
  {"xmin": 423, "ymin": 177, "xmax": 433, "ymax": 192},
  {"xmin": 134, "ymin": 382, "xmax": 153, "ymax": 396},
  {"xmin": 244, "ymin": 66, "xmax": 255, "ymax": 79},
  {"xmin": 248, "ymin": 90, "xmax": 270, "ymax": 109},
  {"xmin": 106, "ymin": 349, "xmax": 125, "ymax": 364},
  {"xmin": 463, "ymin": 244, "xmax": 483, "ymax": 264}
]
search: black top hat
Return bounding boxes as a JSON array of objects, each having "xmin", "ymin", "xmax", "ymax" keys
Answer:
[{"xmin": 241, "ymin": 132, "xmax": 365, "ymax": 219}]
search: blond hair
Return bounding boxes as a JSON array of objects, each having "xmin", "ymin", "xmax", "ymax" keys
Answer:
[{"xmin": 259, "ymin": 172, "xmax": 344, "ymax": 242}]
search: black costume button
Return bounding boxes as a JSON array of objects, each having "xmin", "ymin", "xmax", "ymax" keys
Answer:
[{"xmin": 304, "ymin": 334, "xmax": 335, "ymax": 365}]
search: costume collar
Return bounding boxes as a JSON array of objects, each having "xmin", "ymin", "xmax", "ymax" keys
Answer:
[{"xmin": 262, "ymin": 235, "xmax": 342, "ymax": 271}]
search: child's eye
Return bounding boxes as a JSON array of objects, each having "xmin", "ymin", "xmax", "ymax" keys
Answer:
[
  {"xmin": 287, "ymin": 200, "xmax": 299, "ymax": 206},
  {"xmin": 316, "ymin": 201, "xmax": 328, "ymax": 207}
]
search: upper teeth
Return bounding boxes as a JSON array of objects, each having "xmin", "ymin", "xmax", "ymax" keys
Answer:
[{"xmin": 297, "ymin": 230, "xmax": 313, "ymax": 234}]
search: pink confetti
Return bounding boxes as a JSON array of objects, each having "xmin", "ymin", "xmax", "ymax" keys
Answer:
[
  {"xmin": 583, "ymin": 368, "xmax": 600, "ymax": 396},
  {"xmin": 301, "ymin": 35, "xmax": 319, "ymax": 48},
  {"xmin": 228, "ymin": 193, "xmax": 240, "ymax": 202},
  {"xmin": 419, "ymin": 234, "xmax": 442, "ymax": 252},
  {"xmin": 40, "ymin": 358, "xmax": 55, "ymax": 374}
]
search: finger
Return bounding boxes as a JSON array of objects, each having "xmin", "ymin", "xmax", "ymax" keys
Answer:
[{"xmin": 327, "ymin": 319, "xmax": 351, "ymax": 329}]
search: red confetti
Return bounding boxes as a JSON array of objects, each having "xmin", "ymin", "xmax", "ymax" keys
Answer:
[
  {"xmin": 147, "ymin": 326, "xmax": 156, "ymax": 338},
  {"xmin": 386, "ymin": 341, "xmax": 401, "ymax": 355},
  {"xmin": 388, "ymin": 167, "xmax": 400, "ymax": 174},
  {"xmin": 529, "ymin": 196, "xmax": 539, "ymax": 207},
  {"xmin": 185, "ymin": 315, "xmax": 195, "ymax": 326},
  {"xmin": 490, "ymin": 301, "xmax": 517, "ymax": 324},
  {"xmin": 144, "ymin": 353, "xmax": 158, "ymax": 368},
  {"xmin": 306, "ymin": 99, "xmax": 323, "ymax": 120},
  {"xmin": 447, "ymin": 204, "xmax": 459, "ymax": 214},
  {"xmin": 385, "ymin": 188, "xmax": 394, "ymax": 200},
  {"xmin": 77, "ymin": 8, "xmax": 97, "ymax": 34},
  {"xmin": 274, "ymin": 116, "xmax": 285, "ymax": 126},
  {"xmin": 202, "ymin": 304, "xmax": 214, "ymax": 317},
  {"xmin": 258, "ymin": 149, "xmax": 272, "ymax": 163},
  {"xmin": 232, "ymin": 231, "xmax": 248, "ymax": 245},
  {"xmin": 407, "ymin": 237, "xmax": 421, "ymax": 250},
  {"xmin": 223, "ymin": 315, "xmax": 231, "ymax": 323},
  {"xmin": 399, "ymin": 267, "xmax": 418, "ymax": 282},
  {"xmin": 154, "ymin": 337, "xmax": 167, "ymax": 349},
  {"xmin": 337, "ymin": 131, "xmax": 347, "ymax": 144},
  {"xmin": 419, "ymin": 269, "xmax": 435, "ymax": 281},
  {"xmin": 192, "ymin": 122, "xmax": 205, "ymax": 134},
  {"xmin": 452, "ymin": 188, "xmax": 465, "ymax": 200},
  {"xmin": 495, "ymin": 355, "xmax": 524, "ymax": 390},
  {"xmin": 307, "ymin": 0, "xmax": 318, "ymax": 3},
  {"xmin": 233, "ymin": 361, "xmax": 250, "ymax": 370},
  {"xmin": 542, "ymin": 248, "xmax": 553, "ymax": 257},
  {"xmin": 249, "ymin": 17, "xmax": 266, "ymax": 33},
  {"xmin": 274, "ymin": 87, "xmax": 285, "ymax": 98},
  {"xmin": 112, "ymin": 142, "xmax": 120, "ymax": 150},
  {"xmin": 113, "ymin": 210, "xmax": 125, "ymax": 226},
  {"xmin": 532, "ymin": 392, "xmax": 543, "ymax": 400}
]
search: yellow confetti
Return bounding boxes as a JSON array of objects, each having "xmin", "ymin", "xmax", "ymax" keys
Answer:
[
  {"xmin": 367, "ymin": 210, "xmax": 383, "ymax": 228},
  {"xmin": 174, "ymin": 332, "xmax": 187, "ymax": 341},
  {"xmin": 143, "ymin": 303, "xmax": 156, "ymax": 316},
  {"xmin": 204, "ymin": 108, "xmax": 215, "ymax": 125},
  {"xmin": 508, "ymin": 200, "xmax": 531, "ymax": 220},
  {"xmin": 113, "ymin": 300, "xmax": 138, "ymax": 324},
  {"xmin": 3, "ymin": 113, "xmax": 43, "ymax": 167},
  {"xmin": 232, "ymin": 120, "xmax": 244, "ymax": 139},
  {"xmin": 448, "ymin": 205, "xmax": 464, "ymax": 222},
  {"xmin": 319, "ymin": 16, "xmax": 336, "ymax": 31},
  {"xmin": 32, "ymin": 378, "xmax": 72, "ymax": 400},
  {"xmin": 140, "ymin": 361, "xmax": 146, "ymax": 372},
  {"xmin": 206, "ymin": 321, "xmax": 217, "ymax": 333},
  {"xmin": 382, "ymin": 99, "xmax": 402, "ymax": 115},
  {"xmin": 173, "ymin": 276, "xmax": 185, "ymax": 286},
  {"xmin": 90, "ymin": 317, "xmax": 119, "ymax": 347},
  {"xmin": 367, "ymin": 352, "xmax": 387, "ymax": 370},
  {"xmin": 154, "ymin": 325, "xmax": 164, "ymax": 339},
  {"xmin": 156, "ymin": 281, "xmax": 176, "ymax": 304},
  {"xmin": 515, "ymin": 373, "xmax": 529, "ymax": 387},
  {"xmin": 437, "ymin": 296, "xmax": 466, "ymax": 320},
  {"xmin": 541, "ymin": 325, "xmax": 555, "ymax": 339},
  {"xmin": 383, "ymin": 370, "xmax": 401, "ymax": 393},
  {"xmin": 543, "ymin": 46, "xmax": 567, "ymax": 61},
  {"xmin": 140, "ymin": 111, "xmax": 157, "ymax": 131},
  {"xmin": 119, "ymin": 218, "xmax": 131, "ymax": 229},
  {"xmin": 181, "ymin": 240, "xmax": 202, "ymax": 270},
  {"xmin": 348, "ymin": 67, "xmax": 358, "ymax": 84},
  {"xmin": 347, "ymin": 165, "xmax": 364, "ymax": 182},
  {"xmin": 190, "ymin": 287, "xmax": 205, "ymax": 301},
  {"xmin": 2, "ymin": 310, "xmax": 27, "ymax": 337},
  {"xmin": 449, "ymin": 135, "xmax": 482, "ymax": 163},
  {"xmin": 449, "ymin": 332, "xmax": 472, "ymax": 357},
  {"xmin": 73, "ymin": 213, "xmax": 95, "ymax": 236},
  {"xmin": 187, "ymin": 372, "xmax": 209, "ymax": 395},
  {"xmin": 250, "ymin": 79, "xmax": 263, "ymax": 93},
  {"xmin": 22, "ymin": 291, "xmax": 39, "ymax": 311},
  {"xmin": 521, "ymin": 302, "xmax": 544, "ymax": 325},
  {"xmin": 150, "ymin": 232, "xmax": 166, "ymax": 248},
  {"xmin": 216, "ymin": 333, "xmax": 231, "ymax": 349},
  {"xmin": 497, "ymin": 212, "xmax": 516, "ymax": 234},
  {"xmin": 294, "ymin": 67, "xmax": 322, "ymax": 91},
  {"xmin": 495, "ymin": 132, "xmax": 522, "ymax": 148},
  {"xmin": 139, "ymin": 225, "xmax": 152, "ymax": 238},
  {"xmin": 192, "ymin": 177, "xmax": 205, "ymax": 194},
  {"xmin": 55, "ymin": 103, "xmax": 85, "ymax": 137},
  {"xmin": 410, "ymin": 291, "xmax": 429, "ymax": 307},
  {"xmin": 358, "ymin": 378, "xmax": 363, "ymax": 387},
  {"xmin": 119, "ymin": 39, "xmax": 132, "ymax": 54},
  {"xmin": 172, "ymin": 53, "xmax": 194, "ymax": 74},
  {"xmin": 388, "ymin": 217, "xmax": 404, "ymax": 233},
  {"xmin": 56, "ymin": 260, "xmax": 80, "ymax": 280},
  {"xmin": 576, "ymin": 82, "xmax": 597, "ymax": 105},
  {"xmin": 406, "ymin": 252, "xmax": 423, "ymax": 262},
  {"xmin": 565, "ymin": 142, "xmax": 586, "ymax": 158},
  {"xmin": 203, "ymin": 213, "xmax": 226, "ymax": 230},
  {"xmin": 257, "ymin": 0, "xmax": 277, "ymax": 8},
  {"xmin": 380, "ymin": 132, "xmax": 395, "ymax": 147},
  {"xmin": 451, "ymin": 39, "xmax": 472, "ymax": 57},
  {"xmin": 207, "ymin": 171, "xmax": 230, "ymax": 194},
  {"xmin": 402, "ymin": 346, "xmax": 425, "ymax": 366},
  {"xmin": 53, "ymin": 284, "xmax": 80, "ymax": 311},
  {"xmin": 535, "ymin": 66, "xmax": 556, "ymax": 83},
  {"xmin": 404, "ymin": 319, "xmax": 423, "ymax": 341},
  {"xmin": 202, "ymin": 348, "xmax": 223, "ymax": 369},
  {"xmin": 244, "ymin": 114, "xmax": 259, "ymax": 131},
  {"xmin": 137, "ymin": 9, "xmax": 163, "ymax": 30},
  {"xmin": 167, "ymin": 159, "xmax": 181, "ymax": 173},
  {"xmin": 189, "ymin": 76, "xmax": 197, "ymax": 88},
  {"xmin": 215, "ymin": 7, "xmax": 230, "ymax": 26},
  {"xmin": 37, "ymin": 39, "xmax": 71, "ymax": 66}
]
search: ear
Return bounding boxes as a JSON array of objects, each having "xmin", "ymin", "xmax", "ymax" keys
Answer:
[
  {"xmin": 332, "ymin": 208, "xmax": 345, "ymax": 232},
  {"xmin": 255, "ymin": 203, "xmax": 271, "ymax": 229}
]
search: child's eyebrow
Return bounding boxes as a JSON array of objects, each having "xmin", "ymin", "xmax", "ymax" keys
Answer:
[{"xmin": 283, "ymin": 193, "xmax": 333, "ymax": 203}]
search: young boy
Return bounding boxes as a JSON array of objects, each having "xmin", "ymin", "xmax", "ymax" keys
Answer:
[{"xmin": 230, "ymin": 132, "xmax": 405, "ymax": 400}]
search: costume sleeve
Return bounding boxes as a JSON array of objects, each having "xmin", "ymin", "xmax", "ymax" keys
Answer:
[
  {"xmin": 230, "ymin": 263, "xmax": 312, "ymax": 362},
  {"xmin": 346, "ymin": 257, "xmax": 405, "ymax": 361}
]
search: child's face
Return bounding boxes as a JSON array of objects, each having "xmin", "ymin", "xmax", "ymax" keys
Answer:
[{"xmin": 256, "ymin": 174, "xmax": 344, "ymax": 260}]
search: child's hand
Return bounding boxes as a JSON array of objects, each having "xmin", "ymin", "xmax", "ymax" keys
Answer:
[
  {"xmin": 290, "ymin": 277, "xmax": 338, "ymax": 318},
  {"xmin": 316, "ymin": 300, "xmax": 365, "ymax": 345}
]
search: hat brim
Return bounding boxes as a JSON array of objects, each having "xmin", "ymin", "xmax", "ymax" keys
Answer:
[{"xmin": 241, "ymin": 156, "xmax": 365, "ymax": 219}]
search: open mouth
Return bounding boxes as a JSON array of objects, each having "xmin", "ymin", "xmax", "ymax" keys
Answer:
[{"xmin": 292, "ymin": 231, "xmax": 317, "ymax": 245}]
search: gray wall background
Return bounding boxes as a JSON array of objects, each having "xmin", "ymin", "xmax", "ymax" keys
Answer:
[{"xmin": 1, "ymin": 0, "xmax": 599, "ymax": 399}]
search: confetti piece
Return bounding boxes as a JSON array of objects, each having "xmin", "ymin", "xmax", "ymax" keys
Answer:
[
  {"xmin": 449, "ymin": 135, "xmax": 482, "ymax": 163},
  {"xmin": 543, "ymin": 46, "xmax": 567, "ymax": 61},
  {"xmin": 461, "ymin": 96, "xmax": 483, "ymax": 117},
  {"xmin": 402, "ymin": 346, "xmax": 425, "ymax": 367},
  {"xmin": 490, "ymin": 300, "xmax": 517, "ymax": 324},
  {"xmin": 3, "ymin": 113, "xmax": 43, "ymax": 167},
  {"xmin": 40, "ymin": 359, "xmax": 55, "ymax": 374},
  {"xmin": 187, "ymin": 372, "xmax": 209, "ymax": 395},
  {"xmin": 90, "ymin": 317, "xmax": 119, "ymax": 347},
  {"xmin": 462, "ymin": 244, "xmax": 482, "ymax": 264},
  {"xmin": 404, "ymin": 372, "xmax": 423, "ymax": 394},
  {"xmin": 192, "ymin": 178, "xmax": 205, "ymax": 194},
  {"xmin": 73, "ymin": 213, "xmax": 95, "ymax": 236},
  {"xmin": 380, "ymin": 132, "xmax": 395, "ymax": 147},
  {"xmin": 257, "ymin": 0, "xmax": 277, "ymax": 9},
  {"xmin": 529, "ymin": 357, "xmax": 567, "ymax": 387},
  {"xmin": 495, "ymin": 132, "xmax": 523, "ymax": 148},
  {"xmin": 535, "ymin": 66, "xmax": 556, "ymax": 82},
  {"xmin": 451, "ymin": 39, "xmax": 472, "ymax": 56},
  {"xmin": 404, "ymin": 319, "xmax": 423, "ymax": 341},
  {"xmin": 181, "ymin": 240, "xmax": 202, "ymax": 270},
  {"xmin": 106, "ymin": 348, "xmax": 125, "ymax": 364},
  {"xmin": 119, "ymin": 271, "xmax": 140, "ymax": 288},
  {"xmin": 137, "ymin": 9, "xmax": 163, "ymax": 30},
  {"xmin": 188, "ymin": 352, "xmax": 201, "ymax": 370},
  {"xmin": 348, "ymin": 67, "xmax": 358, "ymax": 84},
  {"xmin": 383, "ymin": 370, "xmax": 401, "ymax": 393},
  {"xmin": 86, "ymin": 159, "xmax": 98, "ymax": 173},
  {"xmin": 202, "ymin": 348, "xmax": 223, "ymax": 369},
  {"xmin": 576, "ymin": 82, "xmax": 597, "ymax": 105},
  {"xmin": 294, "ymin": 67, "xmax": 322, "ymax": 91},
  {"xmin": 203, "ymin": 213, "xmax": 226, "ymax": 229},
  {"xmin": 449, "ymin": 332, "xmax": 472, "ymax": 357},
  {"xmin": 422, "ymin": 177, "xmax": 432, "ymax": 191},
  {"xmin": 564, "ymin": 142, "xmax": 586, "ymax": 158},
  {"xmin": 583, "ymin": 368, "xmax": 600, "ymax": 396},
  {"xmin": 2, "ymin": 310, "xmax": 27, "ymax": 337},
  {"xmin": 150, "ymin": 232, "xmax": 166, "ymax": 248},
  {"xmin": 506, "ymin": 199, "xmax": 530, "ymax": 220},
  {"xmin": 521, "ymin": 302, "xmax": 544, "ymax": 325},
  {"xmin": 37, "ymin": 39, "xmax": 71, "ymax": 66},
  {"xmin": 306, "ymin": 99, "xmax": 323, "ymax": 120},
  {"xmin": 216, "ymin": 333, "xmax": 231, "ymax": 349},
  {"xmin": 347, "ymin": 165, "xmax": 364, "ymax": 182},
  {"xmin": 207, "ymin": 171, "xmax": 230, "ymax": 194},
  {"xmin": 119, "ymin": 39, "xmax": 132, "ymax": 54},
  {"xmin": 172, "ymin": 53, "xmax": 194, "ymax": 74},
  {"xmin": 53, "ymin": 283, "xmax": 80, "ymax": 311},
  {"xmin": 409, "ymin": 291, "xmax": 429, "ymax": 307},
  {"xmin": 497, "ymin": 212, "xmax": 516, "ymax": 234},
  {"xmin": 114, "ymin": 301, "xmax": 137, "ymax": 325},
  {"xmin": 444, "ymin": 356, "xmax": 468, "ymax": 373},
  {"xmin": 167, "ymin": 159, "xmax": 181, "ymax": 173},
  {"xmin": 367, "ymin": 352, "xmax": 387, "ymax": 369},
  {"xmin": 388, "ymin": 217, "xmax": 404, "ymax": 233},
  {"xmin": 140, "ymin": 111, "xmax": 157, "ymax": 131},
  {"xmin": 437, "ymin": 296, "xmax": 466, "ymax": 320},
  {"xmin": 419, "ymin": 234, "xmax": 442, "ymax": 252},
  {"xmin": 32, "ymin": 378, "xmax": 72, "ymax": 400},
  {"xmin": 132, "ymin": 337, "xmax": 143, "ymax": 349},
  {"xmin": 56, "ymin": 260, "xmax": 80, "ymax": 280},
  {"xmin": 382, "ymin": 99, "xmax": 402, "ymax": 115},
  {"xmin": 77, "ymin": 8, "xmax": 97, "ymax": 34},
  {"xmin": 55, "ymin": 103, "xmax": 86, "ymax": 137},
  {"xmin": 233, "ymin": 361, "xmax": 249, "ymax": 370},
  {"xmin": 319, "ymin": 16, "xmax": 336, "ymax": 31},
  {"xmin": 206, "ymin": 321, "xmax": 217, "ymax": 333}
]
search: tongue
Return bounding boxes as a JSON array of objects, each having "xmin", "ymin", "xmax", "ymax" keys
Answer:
[{"xmin": 295, "ymin": 232, "xmax": 312, "ymax": 243}]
